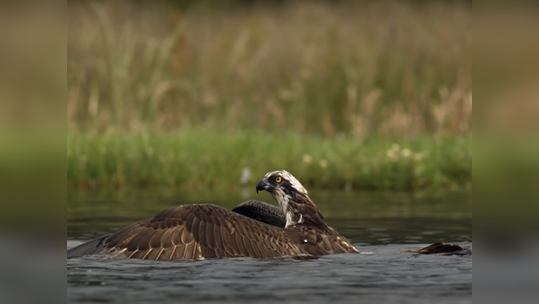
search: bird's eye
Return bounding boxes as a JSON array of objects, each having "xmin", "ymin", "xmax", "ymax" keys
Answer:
[{"xmin": 275, "ymin": 176, "xmax": 282, "ymax": 183}]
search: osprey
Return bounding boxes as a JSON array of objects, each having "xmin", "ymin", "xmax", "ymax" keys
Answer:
[{"xmin": 67, "ymin": 170, "xmax": 359, "ymax": 260}]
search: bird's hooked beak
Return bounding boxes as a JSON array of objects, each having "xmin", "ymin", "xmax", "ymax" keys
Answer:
[{"xmin": 256, "ymin": 178, "xmax": 272, "ymax": 193}]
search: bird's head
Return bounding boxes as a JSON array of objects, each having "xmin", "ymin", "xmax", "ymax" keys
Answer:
[
  {"xmin": 256, "ymin": 170, "xmax": 308, "ymax": 198},
  {"xmin": 256, "ymin": 170, "xmax": 324, "ymax": 228}
]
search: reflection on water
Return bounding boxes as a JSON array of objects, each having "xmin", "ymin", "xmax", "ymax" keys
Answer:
[{"xmin": 67, "ymin": 190, "xmax": 472, "ymax": 304}]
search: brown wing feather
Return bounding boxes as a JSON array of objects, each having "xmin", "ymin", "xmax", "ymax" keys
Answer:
[{"xmin": 99, "ymin": 204, "xmax": 302, "ymax": 260}]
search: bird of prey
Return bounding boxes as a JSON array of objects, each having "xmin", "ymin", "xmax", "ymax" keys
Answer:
[{"xmin": 67, "ymin": 170, "xmax": 359, "ymax": 260}]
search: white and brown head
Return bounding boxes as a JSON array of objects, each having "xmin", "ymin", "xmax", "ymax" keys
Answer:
[{"xmin": 256, "ymin": 170, "xmax": 325, "ymax": 229}]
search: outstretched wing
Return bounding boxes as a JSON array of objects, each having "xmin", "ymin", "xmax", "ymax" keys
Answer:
[{"xmin": 70, "ymin": 204, "xmax": 302, "ymax": 260}]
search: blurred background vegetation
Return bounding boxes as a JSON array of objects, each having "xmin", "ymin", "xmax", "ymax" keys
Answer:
[{"xmin": 66, "ymin": 0, "xmax": 472, "ymax": 190}]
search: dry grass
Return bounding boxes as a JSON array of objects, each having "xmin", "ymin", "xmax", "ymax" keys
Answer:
[{"xmin": 67, "ymin": 0, "xmax": 471, "ymax": 138}]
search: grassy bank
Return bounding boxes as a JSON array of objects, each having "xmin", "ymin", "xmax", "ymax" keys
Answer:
[
  {"xmin": 68, "ymin": 131, "xmax": 471, "ymax": 191},
  {"xmin": 67, "ymin": 2, "xmax": 471, "ymax": 191}
]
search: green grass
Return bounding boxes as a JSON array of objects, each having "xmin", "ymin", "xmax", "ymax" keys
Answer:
[{"xmin": 67, "ymin": 131, "xmax": 471, "ymax": 191}]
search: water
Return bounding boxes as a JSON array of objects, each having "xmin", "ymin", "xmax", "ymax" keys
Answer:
[{"xmin": 67, "ymin": 190, "xmax": 472, "ymax": 304}]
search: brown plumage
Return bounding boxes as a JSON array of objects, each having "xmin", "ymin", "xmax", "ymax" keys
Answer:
[
  {"xmin": 231, "ymin": 200, "xmax": 286, "ymax": 228},
  {"xmin": 409, "ymin": 242, "xmax": 472, "ymax": 256},
  {"xmin": 67, "ymin": 170, "xmax": 358, "ymax": 260}
]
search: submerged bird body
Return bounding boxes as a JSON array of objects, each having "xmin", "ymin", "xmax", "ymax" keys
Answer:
[{"xmin": 67, "ymin": 170, "xmax": 358, "ymax": 260}]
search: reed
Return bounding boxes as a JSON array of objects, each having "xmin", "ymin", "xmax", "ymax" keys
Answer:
[
  {"xmin": 66, "ymin": 1, "xmax": 472, "ymax": 190},
  {"xmin": 67, "ymin": 1, "xmax": 471, "ymax": 137}
]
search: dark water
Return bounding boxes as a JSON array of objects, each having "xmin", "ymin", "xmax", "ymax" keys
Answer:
[{"xmin": 67, "ymin": 190, "xmax": 472, "ymax": 304}]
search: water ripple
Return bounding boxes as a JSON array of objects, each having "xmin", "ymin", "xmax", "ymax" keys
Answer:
[{"xmin": 67, "ymin": 243, "xmax": 472, "ymax": 304}]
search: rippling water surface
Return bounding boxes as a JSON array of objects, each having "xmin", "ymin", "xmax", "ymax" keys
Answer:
[{"xmin": 67, "ymin": 190, "xmax": 472, "ymax": 304}]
